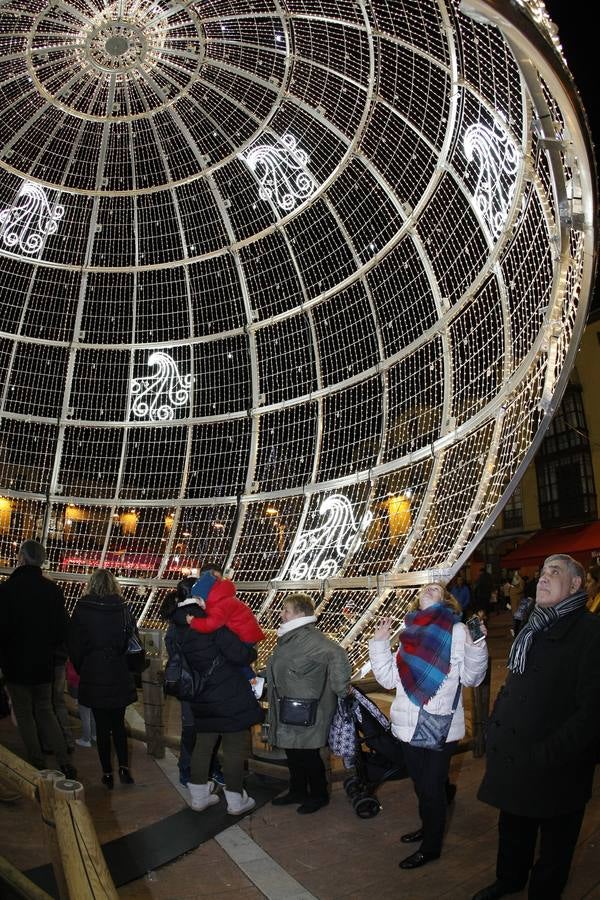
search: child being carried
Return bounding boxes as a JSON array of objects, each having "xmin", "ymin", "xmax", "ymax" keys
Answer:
[{"xmin": 185, "ymin": 564, "xmax": 265, "ymax": 697}]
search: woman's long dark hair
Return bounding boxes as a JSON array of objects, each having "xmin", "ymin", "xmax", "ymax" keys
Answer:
[{"xmin": 159, "ymin": 576, "xmax": 196, "ymax": 621}]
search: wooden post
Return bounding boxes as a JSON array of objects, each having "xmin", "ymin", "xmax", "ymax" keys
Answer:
[
  {"xmin": 0, "ymin": 855, "xmax": 54, "ymax": 900},
  {"xmin": 53, "ymin": 779, "xmax": 118, "ymax": 900},
  {"xmin": 0, "ymin": 778, "xmax": 21, "ymax": 803},
  {"xmin": 141, "ymin": 656, "xmax": 165, "ymax": 759},
  {"xmin": 37, "ymin": 771, "xmax": 69, "ymax": 900},
  {"xmin": 0, "ymin": 743, "xmax": 40, "ymax": 802}
]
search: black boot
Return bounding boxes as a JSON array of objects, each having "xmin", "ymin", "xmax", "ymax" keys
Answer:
[{"xmin": 471, "ymin": 881, "xmax": 525, "ymax": 900}]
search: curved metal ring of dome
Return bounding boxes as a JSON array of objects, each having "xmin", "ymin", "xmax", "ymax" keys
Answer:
[{"xmin": 0, "ymin": 0, "xmax": 595, "ymax": 668}]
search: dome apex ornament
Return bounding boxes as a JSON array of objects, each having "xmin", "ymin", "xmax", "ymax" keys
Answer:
[{"xmin": 86, "ymin": 19, "xmax": 147, "ymax": 72}]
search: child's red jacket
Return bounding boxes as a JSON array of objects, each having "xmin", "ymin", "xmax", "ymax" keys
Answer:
[{"xmin": 188, "ymin": 579, "xmax": 265, "ymax": 643}]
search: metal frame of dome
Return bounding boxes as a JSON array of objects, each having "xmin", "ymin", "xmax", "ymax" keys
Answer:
[{"xmin": 0, "ymin": 0, "xmax": 595, "ymax": 669}]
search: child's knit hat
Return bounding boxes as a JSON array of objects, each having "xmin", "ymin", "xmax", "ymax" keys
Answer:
[{"xmin": 191, "ymin": 571, "xmax": 217, "ymax": 602}]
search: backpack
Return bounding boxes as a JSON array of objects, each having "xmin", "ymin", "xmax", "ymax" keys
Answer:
[{"xmin": 163, "ymin": 633, "xmax": 220, "ymax": 703}]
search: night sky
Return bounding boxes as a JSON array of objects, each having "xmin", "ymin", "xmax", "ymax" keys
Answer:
[
  {"xmin": 544, "ymin": 0, "xmax": 598, "ymax": 313},
  {"xmin": 544, "ymin": 2, "xmax": 595, "ymax": 121}
]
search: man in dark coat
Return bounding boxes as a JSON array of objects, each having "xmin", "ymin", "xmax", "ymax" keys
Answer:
[
  {"xmin": 0, "ymin": 540, "xmax": 75, "ymax": 776},
  {"xmin": 473, "ymin": 554, "xmax": 600, "ymax": 900}
]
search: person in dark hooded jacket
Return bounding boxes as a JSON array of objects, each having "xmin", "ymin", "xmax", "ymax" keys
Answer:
[
  {"xmin": 160, "ymin": 583, "xmax": 263, "ymax": 815},
  {"xmin": 0, "ymin": 540, "xmax": 75, "ymax": 777},
  {"xmin": 68, "ymin": 569, "xmax": 138, "ymax": 789}
]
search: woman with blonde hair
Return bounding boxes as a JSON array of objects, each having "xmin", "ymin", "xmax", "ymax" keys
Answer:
[
  {"xmin": 370, "ymin": 581, "xmax": 488, "ymax": 869},
  {"xmin": 68, "ymin": 569, "xmax": 139, "ymax": 788}
]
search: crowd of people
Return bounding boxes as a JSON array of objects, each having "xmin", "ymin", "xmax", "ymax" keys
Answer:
[
  {"xmin": 448, "ymin": 564, "xmax": 531, "ymax": 616},
  {"xmin": 1, "ymin": 540, "xmax": 599, "ymax": 899}
]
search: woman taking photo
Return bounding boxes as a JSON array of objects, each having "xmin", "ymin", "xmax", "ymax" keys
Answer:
[
  {"xmin": 68, "ymin": 569, "xmax": 139, "ymax": 788},
  {"xmin": 369, "ymin": 582, "xmax": 488, "ymax": 869},
  {"xmin": 160, "ymin": 582, "xmax": 263, "ymax": 815}
]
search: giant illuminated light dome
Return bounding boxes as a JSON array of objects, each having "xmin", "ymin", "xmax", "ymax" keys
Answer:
[{"xmin": 0, "ymin": 0, "xmax": 595, "ymax": 666}]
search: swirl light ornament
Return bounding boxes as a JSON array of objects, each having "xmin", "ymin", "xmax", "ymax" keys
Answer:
[
  {"xmin": 285, "ymin": 494, "xmax": 373, "ymax": 582},
  {"xmin": 0, "ymin": 181, "xmax": 65, "ymax": 255},
  {"xmin": 241, "ymin": 133, "xmax": 315, "ymax": 211},
  {"xmin": 0, "ymin": 0, "xmax": 595, "ymax": 669},
  {"xmin": 130, "ymin": 351, "xmax": 193, "ymax": 422}
]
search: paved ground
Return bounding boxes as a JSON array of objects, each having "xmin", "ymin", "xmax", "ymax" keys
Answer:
[{"xmin": 1, "ymin": 610, "xmax": 599, "ymax": 899}]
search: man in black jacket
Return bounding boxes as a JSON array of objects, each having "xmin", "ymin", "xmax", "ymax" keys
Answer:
[
  {"xmin": 473, "ymin": 554, "xmax": 600, "ymax": 900},
  {"xmin": 0, "ymin": 540, "xmax": 76, "ymax": 777}
]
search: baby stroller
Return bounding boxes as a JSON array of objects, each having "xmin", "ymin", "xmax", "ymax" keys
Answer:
[{"xmin": 330, "ymin": 685, "xmax": 408, "ymax": 818}]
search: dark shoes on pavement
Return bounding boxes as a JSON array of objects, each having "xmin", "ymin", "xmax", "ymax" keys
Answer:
[
  {"xmin": 472, "ymin": 881, "xmax": 525, "ymax": 900},
  {"xmin": 297, "ymin": 797, "xmax": 329, "ymax": 815},
  {"xmin": 102, "ymin": 768, "xmax": 134, "ymax": 788},
  {"xmin": 399, "ymin": 850, "xmax": 440, "ymax": 869},
  {"xmin": 271, "ymin": 792, "xmax": 329, "ymax": 812},
  {"xmin": 401, "ymin": 828, "xmax": 424, "ymax": 844},
  {"xmin": 272, "ymin": 792, "xmax": 308, "ymax": 806}
]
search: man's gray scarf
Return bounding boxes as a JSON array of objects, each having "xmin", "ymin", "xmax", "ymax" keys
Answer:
[{"xmin": 507, "ymin": 590, "xmax": 588, "ymax": 674}]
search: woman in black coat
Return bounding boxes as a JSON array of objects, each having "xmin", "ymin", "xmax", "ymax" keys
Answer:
[
  {"xmin": 69, "ymin": 569, "xmax": 138, "ymax": 788},
  {"xmin": 160, "ymin": 584, "xmax": 263, "ymax": 815}
]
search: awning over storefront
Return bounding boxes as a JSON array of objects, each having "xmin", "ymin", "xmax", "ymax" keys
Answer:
[{"xmin": 501, "ymin": 521, "xmax": 600, "ymax": 569}]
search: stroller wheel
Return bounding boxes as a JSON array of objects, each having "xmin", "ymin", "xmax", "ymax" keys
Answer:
[
  {"xmin": 353, "ymin": 795, "xmax": 381, "ymax": 818},
  {"xmin": 343, "ymin": 776, "xmax": 361, "ymax": 798}
]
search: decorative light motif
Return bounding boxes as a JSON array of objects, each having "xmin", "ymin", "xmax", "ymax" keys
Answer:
[
  {"xmin": 241, "ymin": 133, "xmax": 315, "ymax": 211},
  {"xmin": 0, "ymin": 181, "xmax": 64, "ymax": 256},
  {"xmin": 463, "ymin": 122, "xmax": 520, "ymax": 238},
  {"xmin": 130, "ymin": 352, "xmax": 192, "ymax": 421},
  {"xmin": 86, "ymin": 20, "xmax": 147, "ymax": 72},
  {"xmin": 284, "ymin": 494, "xmax": 373, "ymax": 581}
]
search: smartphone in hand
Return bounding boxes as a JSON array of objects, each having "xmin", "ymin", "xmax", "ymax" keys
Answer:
[{"xmin": 466, "ymin": 615, "xmax": 486, "ymax": 644}]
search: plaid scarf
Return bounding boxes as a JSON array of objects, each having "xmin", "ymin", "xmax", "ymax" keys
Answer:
[
  {"xmin": 507, "ymin": 590, "xmax": 588, "ymax": 674},
  {"xmin": 396, "ymin": 603, "xmax": 460, "ymax": 707}
]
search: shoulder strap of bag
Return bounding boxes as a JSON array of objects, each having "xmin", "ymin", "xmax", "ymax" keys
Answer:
[
  {"xmin": 271, "ymin": 666, "xmax": 328, "ymax": 702},
  {"xmin": 451, "ymin": 681, "xmax": 462, "ymax": 712},
  {"xmin": 123, "ymin": 603, "xmax": 135, "ymax": 636}
]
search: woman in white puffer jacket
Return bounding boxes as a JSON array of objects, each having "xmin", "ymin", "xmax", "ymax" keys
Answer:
[{"xmin": 369, "ymin": 582, "xmax": 488, "ymax": 871}]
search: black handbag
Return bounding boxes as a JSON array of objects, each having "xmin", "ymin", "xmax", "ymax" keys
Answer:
[
  {"xmin": 409, "ymin": 683, "xmax": 462, "ymax": 751},
  {"xmin": 279, "ymin": 696, "xmax": 319, "ymax": 726},
  {"xmin": 272, "ymin": 672, "xmax": 326, "ymax": 727},
  {"xmin": 123, "ymin": 606, "xmax": 148, "ymax": 674}
]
